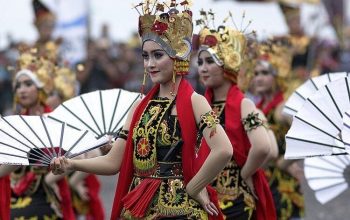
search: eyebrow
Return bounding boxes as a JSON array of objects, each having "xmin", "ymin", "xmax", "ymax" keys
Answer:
[
  {"xmin": 16, "ymin": 79, "xmax": 33, "ymax": 84},
  {"xmin": 142, "ymin": 49, "xmax": 165, "ymax": 53}
]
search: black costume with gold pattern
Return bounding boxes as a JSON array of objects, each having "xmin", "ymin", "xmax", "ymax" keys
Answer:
[
  {"xmin": 199, "ymin": 101, "xmax": 255, "ymax": 220},
  {"xmin": 10, "ymin": 167, "xmax": 61, "ymax": 220},
  {"xmin": 121, "ymin": 97, "xmax": 207, "ymax": 219}
]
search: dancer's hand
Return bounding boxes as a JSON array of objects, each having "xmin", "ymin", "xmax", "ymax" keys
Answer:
[
  {"xmin": 50, "ymin": 156, "xmax": 73, "ymax": 175},
  {"xmin": 187, "ymin": 187, "xmax": 219, "ymax": 216}
]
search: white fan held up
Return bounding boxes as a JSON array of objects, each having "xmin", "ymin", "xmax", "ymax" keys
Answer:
[
  {"xmin": 48, "ymin": 89, "xmax": 141, "ymax": 139},
  {"xmin": 0, "ymin": 115, "xmax": 108, "ymax": 166}
]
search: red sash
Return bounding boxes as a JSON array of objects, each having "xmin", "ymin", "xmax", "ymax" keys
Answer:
[
  {"xmin": 198, "ymin": 84, "xmax": 276, "ymax": 220},
  {"xmin": 111, "ymin": 78, "xmax": 223, "ymax": 220}
]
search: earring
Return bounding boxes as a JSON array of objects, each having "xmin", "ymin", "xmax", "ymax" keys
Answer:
[
  {"xmin": 140, "ymin": 69, "xmax": 148, "ymax": 95},
  {"xmin": 170, "ymin": 60, "xmax": 190, "ymax": 96}
]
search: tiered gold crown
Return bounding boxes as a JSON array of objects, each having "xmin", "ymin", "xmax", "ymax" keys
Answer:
[
  {"xmin": 258, "ymin": 37, "xmax": 293, "ymax": 79},
  {"xmin": 196, "ymin": 10, "xmax": 253, "ymax": 78},
  {"xmin": 15, "ymin": 46, "xmax": 55, "ymax": 95},
  {"xmin": 136, "ymin": 0, "xmax": 193, "ymax": 61}
]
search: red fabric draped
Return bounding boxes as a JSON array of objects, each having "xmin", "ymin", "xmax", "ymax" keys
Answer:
[
  {"xmin": 111, "ymin": 78, "xmax": 223, "ymax": 220},
  {"xmin": 12, "ymin": 172, "xmax": 36, "ymax": 196},
  {"xmin": 85, "ymin": 174, "xmax": 104, "ymax": 220},
  {"xmin": 57, "ymin": 178, "xmax": 75, "ymax": 219},
  {"xmin": 6, "ymin": 104, "xmax": 76, "ymax": 220},
  {"xmin": 256, "ymin": 91, "xmax": 284, "ymax": 116},
  {"xmin": 0, "ymin": 176, "xmax": 10, "ymax": 220},
  {"xmin": 122, "ymin": 178, "xmax": 162, "ymax": 217},
  {"xmin": 197, "ymin": 84, "xmax": 276, "ymax": 220}
]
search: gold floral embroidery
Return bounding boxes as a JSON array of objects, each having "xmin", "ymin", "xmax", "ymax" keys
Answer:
[
  {"xmin": 133, "ymin": 100, "xmax": 172, "ymax": 175},
  {"xmin": 200, "ymin": 110, "xmax": 220, "ymax": 138}
]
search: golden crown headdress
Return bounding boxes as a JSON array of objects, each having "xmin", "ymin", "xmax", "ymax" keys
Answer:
[
  {"xmin": 195, "ymin": 10, "xmax": 254, "ymax": 80},
  {"xmin": 14, "ymin": 46, "xmax": 56, "ymax": 95},
  {"xmin": 258, "ymin": 37, "xmax": 293, "ymax": 79},
  {"xmin": 136, "ymin": 0, "xmax": 193, "ymax": 61}
]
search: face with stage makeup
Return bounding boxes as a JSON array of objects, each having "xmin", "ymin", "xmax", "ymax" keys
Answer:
[
  {"xmin": 14, "ymin": 74, "xmax": 41, "ymax": 108},
  {"xmin": 253, "ymin": 60, "xmax": 277, "ymax": 95},
  {"xmin": 197, "ymin": 50, "xmax": 227, "ymax": 89},
  {"xmin": 142, "ymin": 40, "xmax": 175, "ymax": 85}
]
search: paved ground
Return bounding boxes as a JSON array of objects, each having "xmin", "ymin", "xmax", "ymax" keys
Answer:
[{"xmin": 98, "ymin": 170, "xmax": 349, "ymax": 220}]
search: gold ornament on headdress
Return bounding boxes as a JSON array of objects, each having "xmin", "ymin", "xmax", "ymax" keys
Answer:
[
  {"xmin": 196, "ymin": 10, "xmax": 254, "ymax": 81},
  {"xmin": 53, "ymin": 66, "xmax": 76, "ymax": 101},
  {"xmin": 135, "ymin": 0, "xmax": 193, "ymax": 95},
  {"xmin": 258, "ymin": 37, "xmax": 293, "ymax": 79},
  {"xmin": 136, "ymin": 0, "xmax": 193, "ymax": 61},
  {"xmin": 15, "ymin": 46, "xmax": 55, "ymax": 95}
]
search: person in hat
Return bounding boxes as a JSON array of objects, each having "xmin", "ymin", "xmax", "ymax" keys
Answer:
[
  {"xmin": 32, "ymin": 0, "xmax": 57, "ymax": 49},
  {"xmin": 254, "ymin": 38, "xmax": 305, "ymax": 220},
  {"xmin": 0, "ymin": 47, "xmax": 75, "ymax": 220},
  {"xmin": 194, "ymin": 10, "xmax": 277, "ymax": 220},
  {"xmin": 51, "ymin": 1, "xmax": 233, "ymax": 219}
]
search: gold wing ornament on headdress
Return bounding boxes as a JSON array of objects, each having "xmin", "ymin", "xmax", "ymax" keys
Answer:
[
  {"xmin": 196, "ymin": 10, "xmax": 251, "ymax": 80},
  {"xmin": 259, "ymin": 37, "xmax": 293, "ymax": 79}
]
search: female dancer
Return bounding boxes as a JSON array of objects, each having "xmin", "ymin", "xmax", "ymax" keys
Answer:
[
  {"xmin": 254, "ymin": 39, "xmax": 304, "ymax": 220},
  {"xmin": 47, "ymin": 65, "xmax": 105, "ymax": 219},
  {"xmin": 195, "ymin": 11, "xmax": 276, "ymax": 220},
  {"xmin": 51, "ymin": 1, "xmax": 232, "ymax": 219},
  {"xmin": 0, "ymin": 48, "xmax": 75, "ymax": 220}
]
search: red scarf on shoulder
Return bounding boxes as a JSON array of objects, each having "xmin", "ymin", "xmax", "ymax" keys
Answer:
[
  {"xmin": 111, "ymin": 79, "xmax": 223, "ymax": 220},
  {"xmin": 256, "ymin": 91, "xmax": 284, "ymax": 116},
  {"xmin": 198, "ymin": 84, "xmax": 276, "ymax": 220},
  {"xmin": 0, "ymin": 104, "xmax": 75, "ymax": 220}
]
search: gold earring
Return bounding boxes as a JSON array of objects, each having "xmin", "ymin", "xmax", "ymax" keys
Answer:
[{"xmin": 140, "ymin": 69, "xmax": 148, "ymax": 94}]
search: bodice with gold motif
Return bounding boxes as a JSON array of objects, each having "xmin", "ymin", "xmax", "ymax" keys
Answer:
[
  {"xmin": 122, "ymin": 97, "xmax": 207, "ymax": 220},
  {"xmin": 210, "ymin": 101, "xmax": 255, "ymax": 219},
  {"xmin": 10, "ymin": 166, "xmax": 61, "ymax": 219}
]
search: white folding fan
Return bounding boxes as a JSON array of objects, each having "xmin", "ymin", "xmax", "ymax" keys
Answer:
[
  {"xmin": 304, "ymin": 109, "xmax": 350, "ymax": 204},
  {"xmin": 48, "ymin": 89, "xmax": 141, "ymax": 138},
  {"xmin": 304, "ymin": 154, "xmax": 350, "ymax": 204},
  {"xmin": 0, "ymin": 115, "xmax": 108, "ymax": 166},
  {"xmin": 283, "ymin": 72, "xmax": 349, "ymax": 116},
  {"xmin": 285, "ymin": 77, "xmax": 350, "ymax": 159}
]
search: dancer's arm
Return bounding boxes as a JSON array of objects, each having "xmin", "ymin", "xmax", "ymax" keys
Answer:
[
  {"xmin": 51, "ymin": 99, "xmax": 141, "ymax": 175},
  {"xmin": 240, "ymin": 98, "xmax": 271, "ymax": 180},
  {"xmin": 186, "ymin": 93, "xmax": 233, "ymax": 207},
  {"xmin": 0, "ymin": 165, "xmax": 19, "ymax": 177}
]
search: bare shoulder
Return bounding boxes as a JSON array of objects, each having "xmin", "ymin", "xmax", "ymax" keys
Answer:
[
  {"xmin": 240, "ymin": 98, "xmax": 257, "ymax": 116},
  {"xmin": 190, "ymin": 92, "xmax": 212, "ymax": 122},
  {"xmin": 191, "ymin": 92, "xmax": 211, "ymax": 111}
]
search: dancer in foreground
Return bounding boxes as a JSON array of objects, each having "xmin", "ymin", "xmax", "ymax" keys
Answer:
[
  {"xmin": 194, "ymin": 10, "xmax": 276, "ymax": 220},
  {"xmin": 51, "ymin": 1, "xmax": 232, "ymax": 219}
]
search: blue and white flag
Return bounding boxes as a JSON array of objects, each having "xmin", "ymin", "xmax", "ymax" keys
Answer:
[{"xmin": 42, "ymin": 0, "xmax": 89, "ymax": 66}]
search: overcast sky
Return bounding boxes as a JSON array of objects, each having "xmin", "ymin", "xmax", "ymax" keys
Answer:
[{"xmin": 0, "ymin": 0, "xmax": 336, "ymax": 49}]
